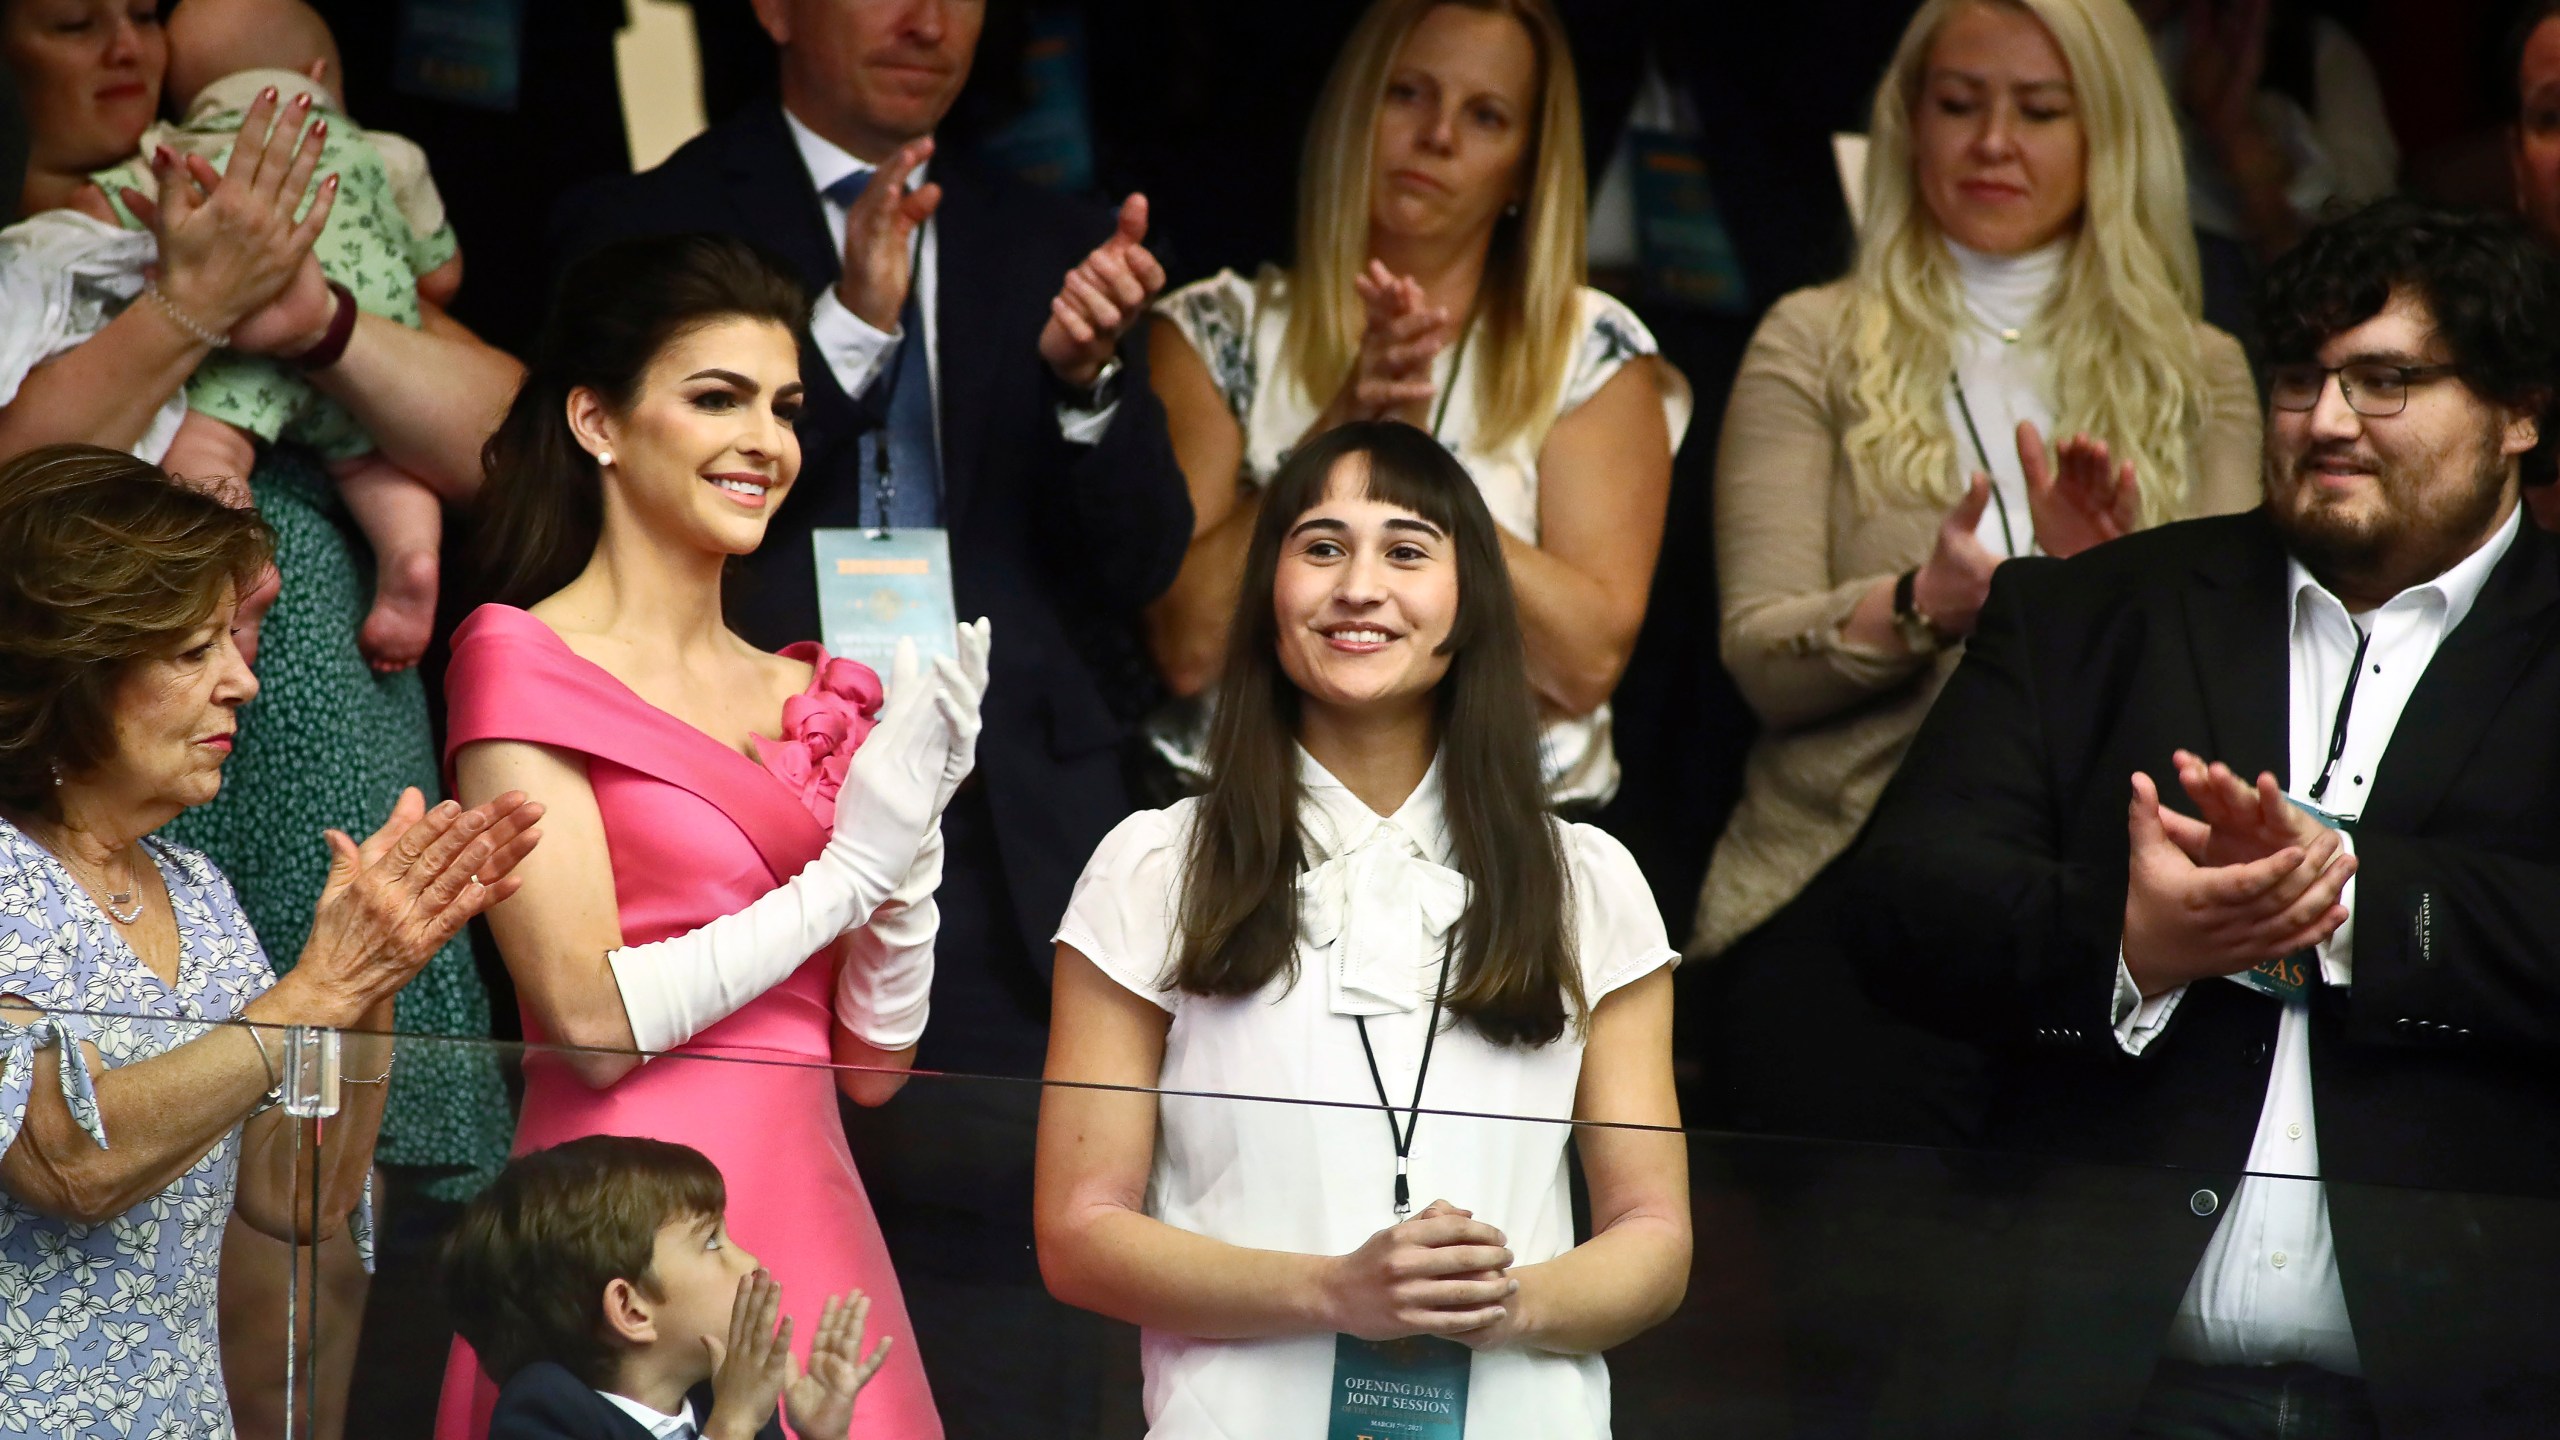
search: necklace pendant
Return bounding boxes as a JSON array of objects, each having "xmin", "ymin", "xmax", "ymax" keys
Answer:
[{"xmin": 1998, "ymin": 326, "xmax": 2022, "ymax": 344}]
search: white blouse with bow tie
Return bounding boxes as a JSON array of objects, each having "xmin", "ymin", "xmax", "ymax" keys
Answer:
[{"xmin": 1053, "ymin": 749, "xmax": 1677, "ymax": 1440}]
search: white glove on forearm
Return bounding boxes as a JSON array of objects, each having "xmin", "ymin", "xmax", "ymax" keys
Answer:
[
  {"xmin": 831, "ymin": 620, "xmax": 985, "ymax": 1050},
  {"xmin": 835, "ymin": 825, "xmax": 942, "ymax": 1050},
  {"xmin": 611, "ymin": 640, "xmax": 956, "ymax": 1055}
]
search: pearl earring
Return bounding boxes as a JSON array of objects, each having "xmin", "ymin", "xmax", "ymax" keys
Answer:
[{"xmin": 595, "ymin": 450, "xmax": 614, "ymax": 467}]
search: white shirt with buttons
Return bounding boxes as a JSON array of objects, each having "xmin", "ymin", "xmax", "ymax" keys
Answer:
[{"xmin": 2111, "ymin": 503, "xmax": 2522, "ymax": 1375}]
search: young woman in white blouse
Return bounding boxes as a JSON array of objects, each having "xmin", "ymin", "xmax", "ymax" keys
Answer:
[{"xmin": 1036, "ymin": 420, "xmax": 1688, "ymax": 1440}]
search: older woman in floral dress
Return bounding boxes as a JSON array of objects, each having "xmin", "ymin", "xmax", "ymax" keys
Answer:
[{"xmin": 0, "ymin": 446, "xmax": 539, "ymax": 1437}]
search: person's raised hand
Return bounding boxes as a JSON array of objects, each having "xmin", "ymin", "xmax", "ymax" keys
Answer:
[
  {"xmin": 289, "ymin": 788, "xmax": 543, "ymax": 1024},
  {"xmin": 784, "ymin": 1290, "xmax": 894, "ymax": 1440},
  {"xmin": 2180, "ymin": 0, "xmax": 2272, "ymax": 149},
  {"xmin": 1909, "ymin": 475, "xmax": 2002, "ymax": 641},
  {"xmin": 1322, "ymin": 1199, "xmax": 1517, "ymax": 1342},
  {"xmin": 925, "ymin": 618, "xmax": 990, "ymax": 816},
  {"xmin": 2020, "ymin": 423, "xmax": 2140, "ymax": 558},
  {"xmin": 1040, "ymin": 194, "xmax": 1168, "ymax": 388},
  {"xmin": 835, "ymin": 138, "xmax": 942, "ymax": 334},
  {"xmin": 147, "ymin": 86, "xmax": 338, "ymax": 339},
  {"xmin": 1337, "ymin": 259, "xmax": 1452, "ymax": 424},
  {"xmin": 702, "ymin": 1270, "xmax": 795, "ymax": 1440},
  {"xmin": 2122, "ymin": 771, "xmax": 2351, "ymax": 996}
]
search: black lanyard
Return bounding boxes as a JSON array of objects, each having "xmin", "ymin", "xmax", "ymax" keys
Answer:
[
  {"xmin": 1353, "ymin": 941, "xmax": 1455, "ymax": 1219},
  {"xmin": 2307, "ymin": 623, "xmax": 2373, "ymax": 805},
  {"xmin": 1949, "ymin": 373, "xmax": 2023, "ymax": 557}
]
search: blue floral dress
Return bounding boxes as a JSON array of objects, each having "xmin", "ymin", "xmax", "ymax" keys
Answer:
[{"xmin": 0, "ymin": 815, "xmax": 276, "ymax": 1439}]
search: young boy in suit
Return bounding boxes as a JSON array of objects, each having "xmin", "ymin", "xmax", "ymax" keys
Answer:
[{"xmin": 442, "ymin": 1135, "xmax": 890, "ymax": 1440}]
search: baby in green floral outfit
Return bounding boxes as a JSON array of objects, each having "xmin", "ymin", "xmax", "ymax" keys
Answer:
[{"xmin": 95, "ymin": 0, "xmax": 460, "ymax": 672}]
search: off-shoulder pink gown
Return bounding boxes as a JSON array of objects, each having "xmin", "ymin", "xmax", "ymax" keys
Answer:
[{"xmin": 431, "ymin": 605, "xmax": 942, "ymax": 1440}]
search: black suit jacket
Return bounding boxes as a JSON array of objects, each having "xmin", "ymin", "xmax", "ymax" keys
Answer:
[
  {"xmin": 1851, "ymin": 510, "xmax": 2560, "ymax": 1437},
  {"xmin": 550, "ymin": 104, "xmax": 1193, "ymax": 1001},
  {"xmin": 487, "ymin": 1362, "xmax": 782, "ymax": 1440}
]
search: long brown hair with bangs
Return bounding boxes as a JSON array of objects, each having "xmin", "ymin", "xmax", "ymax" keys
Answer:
[{"xmin": 1173, "ymin": 421, "xmax": 1580, "ymax": 1046}]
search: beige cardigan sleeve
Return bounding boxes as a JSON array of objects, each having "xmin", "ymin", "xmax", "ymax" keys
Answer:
[
  {"xmin": 1716, "ymin": 287, "xmax": 1933, "ymax": 734},
  {"xmin": 2186, "ymin": 323, "xmax": 2265, "ymax": 519}
]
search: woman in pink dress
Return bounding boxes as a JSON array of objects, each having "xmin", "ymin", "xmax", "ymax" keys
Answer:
[{"xmin": 431, "ymin": 235, "xmax": 986, "ymax": 1440}]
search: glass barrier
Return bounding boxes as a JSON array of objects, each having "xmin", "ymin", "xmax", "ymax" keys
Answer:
[
  {"xmin": 7, "ymin": 1008, "xmax": 2557, "ymax": 1439},
  {"xmin": 0, "ymin": 1006, "xmax": 352, "ymax": 1440}
]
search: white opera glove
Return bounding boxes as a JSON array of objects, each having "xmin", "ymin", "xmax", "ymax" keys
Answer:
[
  {"xmin": 831, "ymin": 620, "xmax": 984, "ymax": 1050},
  {"xmin": 835, "ymin": 825, "xmax": 943, "ymax": 1050},
  {"xmin": 927, "ymin": 618, "xmax": 991, "ymax": 816},
  {"xmin": 610, "ymin": 640, "xmax": 957, "ymax": 1055}
]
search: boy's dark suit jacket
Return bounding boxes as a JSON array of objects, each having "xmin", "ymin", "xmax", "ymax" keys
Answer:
[
  {"xmin": 549, "ymin": 101, "xmax": 1192, "ymax": 1066},
  {"xmin": 487, "ymin": 1360, "xmax": 784, "ymax": 1440},
  {"xmin": 1852, "ymin": 509, "xmax": 2560, "ymax": 1438}
]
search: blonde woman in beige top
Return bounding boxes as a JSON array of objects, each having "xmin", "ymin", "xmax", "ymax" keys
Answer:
[{"xmin": 1693, "ymin": 0, "xmax": 2261, "ymax": 1133}]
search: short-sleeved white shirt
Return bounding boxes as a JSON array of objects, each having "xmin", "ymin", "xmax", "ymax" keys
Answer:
[
  {"xmin": 1147, "ymin": 268, "xmax": 1693, "ymax": 808},
  {"xmin": 1054, "ymin": 748, "xmax": 1678, "ymax": 1440}
]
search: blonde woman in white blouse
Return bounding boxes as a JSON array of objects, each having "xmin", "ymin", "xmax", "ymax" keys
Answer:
[
  {"xmin": 1143, "ymin": 0, "xmax": 1689, "ymax": 809},
  {"xmin": 1036, "ymin": 422, "xmax": 1688, "ymax": 1440}
]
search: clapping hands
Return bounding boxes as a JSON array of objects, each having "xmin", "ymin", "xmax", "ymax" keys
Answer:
[
  {"xmin": 1340, "ymin": 260, "xmax": 1455, "ymax": 424},
  {"xmin": 2019, "ymin": 422, "xmax": 2140, "ymax": 559},
  {"xmin": 787, "ymin": 1291, "xmax": 895, "ymax": 1440},
  {"xmin": 2121, "ymin": 758, "xmax": 2354, "ymax": 997},
  {"xmin": 702, "ymin": 1273, "xmax": 892, "ymax": 1440},
  {"xmin": 125, "ymin": 86, "xmax": 338, "ymax": 343}
]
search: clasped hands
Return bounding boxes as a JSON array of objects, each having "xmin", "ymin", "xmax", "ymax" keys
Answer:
[
  {"xmin": 831, "ymin": 138, "xmax": 1166, "ymax": 391},
  {"xmin": 2122, "ymin": 750, "xmax": 2353, "ymax": 998},
  {"xmin": 1324, "ymin": 1199, "xmax": 1524, "ymax": 1352}
]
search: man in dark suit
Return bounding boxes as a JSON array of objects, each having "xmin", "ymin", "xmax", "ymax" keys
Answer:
[
  {"xmin": 552, "ymin": 3, "xmax": 1191, "ymax": 1433},
  {"xmin": 1853, "ymin": 199, "xmax": 2560, "ymax": 1438}
]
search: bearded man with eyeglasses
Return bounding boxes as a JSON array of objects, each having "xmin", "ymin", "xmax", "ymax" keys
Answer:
[{"xmin": 1844, "ymin": 197, "xmax": 2560, "ymax": 1439}]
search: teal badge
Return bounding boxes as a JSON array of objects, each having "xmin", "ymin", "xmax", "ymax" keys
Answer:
[
  {"xmin": 1328, "ymin": 1334, "xmax": 1470, "ymax": 1440},
  {"xmin": 2225, "ymin": 795, "xmax": 2353, "ymax": 1002},
  {"xmin": 813, "ymin": 527, "xmax": 959, "ymax": 672}
]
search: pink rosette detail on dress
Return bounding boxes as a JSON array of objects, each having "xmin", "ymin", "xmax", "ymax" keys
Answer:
[{"xmin": 753, "ymin": 656, "xmax": 886, "ymax": 825}]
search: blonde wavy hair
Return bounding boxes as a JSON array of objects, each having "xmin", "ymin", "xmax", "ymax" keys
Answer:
[
  {"xmin": 1843, "ymin": 0, "xmax": 2206, "ymax": 526},
  {"xmin": 1282, "ymin": 0, "xmax": 1587, "ymax": 453}
]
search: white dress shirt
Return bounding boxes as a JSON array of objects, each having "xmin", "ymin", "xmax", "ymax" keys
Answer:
[
  {"xmin": 785, "ymin": 109, "xmax": 1116, "ymax": 449},
  {"xmin": 1945, "ymin": 237, "xmax": 2066, "ymax": 561},
  {"xmin": 2112, "ymin": 503, "xmax": 2523, "ymax": 1374},
  {"xmin": 599, "ymin": 1388, "xmax": 697, "ymax": 1439}
]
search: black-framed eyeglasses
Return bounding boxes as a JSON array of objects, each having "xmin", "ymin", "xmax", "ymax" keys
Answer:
[{"xmin": 2267, "ymin": 362, "xmax": 2461, "ymax": 417}]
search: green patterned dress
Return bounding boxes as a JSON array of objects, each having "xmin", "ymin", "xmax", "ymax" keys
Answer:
[{"xmin": 164, "ymin": 448, "xmax": 511, "ymax": 1198}]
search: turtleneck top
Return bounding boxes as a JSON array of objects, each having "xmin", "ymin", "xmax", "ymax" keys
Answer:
[{"xmin": 1946, "ymin": 235, "xmax": 2069, "ymax": 558}]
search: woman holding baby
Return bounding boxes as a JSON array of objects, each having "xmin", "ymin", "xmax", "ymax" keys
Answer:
[{"xmin": 0, "ymin": 1, "xmax": 522, "ymax": 1434}]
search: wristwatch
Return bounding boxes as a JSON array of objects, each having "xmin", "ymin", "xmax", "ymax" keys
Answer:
[
  {"xmin": 1060, "ymin": 354, "xmax": 1123, "ymax": 411},
  {"xmin": 1893, "ymin": 568, "xmax": 1947, "ymax": 655}
]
